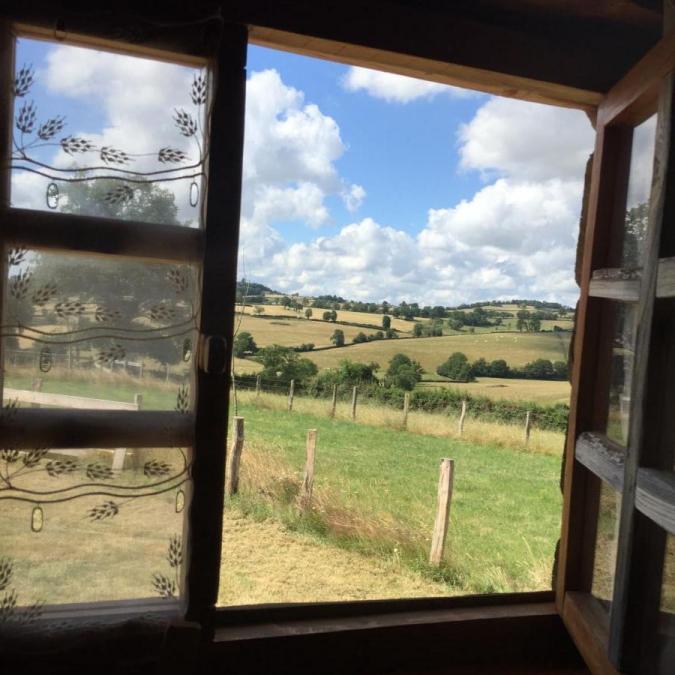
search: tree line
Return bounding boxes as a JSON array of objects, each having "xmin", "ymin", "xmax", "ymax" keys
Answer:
[{"xmin": 436, "ymin": 352, "xmax": 568, "ymax": 382}]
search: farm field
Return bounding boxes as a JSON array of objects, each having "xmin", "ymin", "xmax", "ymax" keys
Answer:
[
  {"xmin": 238, "ymin": 304, "xmax": 415, "ymax": 333},
  {"xmin": 220, "ymin": 395, "xmax": 563, "ymax": 601},
  {"xmin": 418, "ymin": 377, "xmax": 571, "ymax": 405},
  {"xmin": 235, "ymin": 313, "xmax": 369, "ymax": 348},
  {"xmin": 305, "ymin": 332, "xmax": 571, "ymax": 373}
]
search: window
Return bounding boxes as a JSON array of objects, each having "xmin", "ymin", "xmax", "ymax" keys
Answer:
[{"xmin": 0, "ymin": 24, "xmax": 243, "ymax": 623}]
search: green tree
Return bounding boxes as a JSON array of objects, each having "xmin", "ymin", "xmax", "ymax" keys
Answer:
[
  {"xmin": 352, "ymin": 332, "xmax": 369, "ymax": 344},
  {"xmin": 528, "ymin": 317, "xmax": 541, "ymax": 332},
  {"xmin": 304, "ymin": 307, "xmax": 313, "ymax": 319},
  {"xmin": 258, "ymin": 345, "xmax": 317, "ymax": 384},
  {"xmin": 488, "ymin": 359, "xmax": 510, "ymax": 378},
  {"xmin": 382, "ymin": 314, "xmax": 391, "ymax": 330},
  {"xmin": 523, "ymin": 358, "xmax": 555, "ymax": 379},
  {"xmin": 385, "ymin": 353, "xmax": 423, "ymax": 391},
  {"xmin": 233, "ymin": 331, "xmax": 257, "ymax": 357},
  {"xmin": 436, "ymin": 352, "xmax": 474, "ymax": 382},
  {"xmin": 331, "ymin": 329, "xmax": 345, "ymax": 347},
  {"xmin": 413, "ymin": 323, "xmax": 424, "ymax": 337}
]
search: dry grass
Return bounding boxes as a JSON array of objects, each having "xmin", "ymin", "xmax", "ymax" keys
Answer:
[
  {"xmin": 239, "ymin": 303, "xmax": 414, "ymax": 333},
  {"xmin": 219, "ymin": 508, "xmax": 448, "ymax": 605},
  {"xmin": 418, "ymin": 377, "xmax": 571, "ymax": 405},
  {"xmin": 237, "ymin": 389, "xmax": 564, "ymax": 457},
  {"xmin": 306, "ymin": 332, "xmax": 571, "ymax": 373},
  {"xmin": 235, "ymin": 313, "xmax": 376, "ymax": 348}
]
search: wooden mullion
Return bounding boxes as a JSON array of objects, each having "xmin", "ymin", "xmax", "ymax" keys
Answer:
[
  {"xmin": 185, "ymin": 24, "xmax": 247, "ymax": 625},
  {"xmin": 2, "ymin": 208, "xmax": 204, "ymax": 264},
  {"xmin": 575, "ymin": 433, "xmax": 626, "ymax": 492},
  {"xmin": 608, "ymin": 74, "xmax": 675, "ymax": 670},
  {"xmin": 0, "ymin": 409, "xmax": 193, "ymax": 448},
  {"xmin": 0, "ymin": 20, "xmax": 15, "ymax": 402}
]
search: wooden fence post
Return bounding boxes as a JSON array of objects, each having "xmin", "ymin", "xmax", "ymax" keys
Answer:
[
  {"xmin": 139, "ymin": 361, "xmax": 144, "ymax": 378},
  {"xmin": 299, "ymin": 429, "xmax": 317, "ymax": 510},
  {"xmin": 351, "ymin": 386, "xmax": 358, "ymax": 420},
  {"xmin": 165, "ymin": 363, "xmax": 170, "ymax": 383},
  {"xmin": 225, "ymin": 417, "xmax": 245, "ymax": 497},
  {"xmin": 429, "ymin": 458, "xmax": 454, "ymax": 565},
  {"xmin": 524, "ymin": 410, "xmax": 532, "ymax": 445},
  {"xmin": 458, "ymin": 400, "xmax": 467, "ymax": 435},
  {"xmin": 31, "ymin": 378, "xmax": 43, "ymax": 409},
  {"xmin": 134, "ymin": 393, "xmax": 143, "ymax": 411},
  {"xmin": 288, "ymin": 379, "xmax": 295, "ymax": 412},
  {"xmin": 402, "ymin": 391, "xmax": 410, "ymax": 429},
  {"xmin": 255, "ymin": 374, "xmax": 261, "ymax": 397},
  {"xmin": 330, "ymin": 384, "xmax": 338, "ymax": 418}
]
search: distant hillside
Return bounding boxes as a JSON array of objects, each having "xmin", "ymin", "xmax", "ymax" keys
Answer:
[{"xmin": 236, "ymin": 279, "xmax": 278, "ymax": 302}]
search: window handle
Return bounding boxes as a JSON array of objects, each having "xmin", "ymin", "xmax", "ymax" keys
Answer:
[{"xmin": 198, "ymin": 334, "xmax": 228, "ymax": 375}]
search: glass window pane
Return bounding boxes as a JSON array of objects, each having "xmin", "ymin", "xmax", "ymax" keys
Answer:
[
  {"xmin": 622, "ymin": 115, "xmax": 657, "ymax": 268},
  {"xmin": 10, "ymin": 38, "xmax": 206, "ymax": 228},
  {"xmin": 0, "ymin": 447, "xmax": 189, "ymax": 607},
  {"xmin": 606, "ymin": 302, "xmax": 638, "ymax": 446},
  {"xmin": 3, "ymin": 249, "xmax": 197, "ymax": 411},
  {"xmin": 655, "ymin": 533, "xmax": 675, "ymax": 674},
  {"xmin": 591, "ymin": 481, "xmax": 621, "ymax": 610}
]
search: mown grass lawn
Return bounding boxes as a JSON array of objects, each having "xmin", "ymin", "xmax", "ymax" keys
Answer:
[{"xmin": 229, "ymin": 397, "xmax": 563, "ymax": 596}]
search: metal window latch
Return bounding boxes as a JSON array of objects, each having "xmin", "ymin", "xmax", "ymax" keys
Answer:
[{"xmin": 198, "ymin": 334, "xmax": 228, "ymax": 374}]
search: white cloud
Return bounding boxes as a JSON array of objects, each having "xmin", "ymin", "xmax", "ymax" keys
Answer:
[
  {"xmin": 341, "ymin": 183, "xmax": 366, "ymax": 212},
  {"xmin": 243, "ymin": 94, "xmax": 593, "ymax": 307},
  {"xmin": 458, "ymin": 97, "xmax": 594, "ymax": 182},
  {"xmin": 342, "ymin": 66, "xmax": 475, "ymax": 103}
]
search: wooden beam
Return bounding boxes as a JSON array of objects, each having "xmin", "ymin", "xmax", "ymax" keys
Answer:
[
  {"xmin": 249, "ymin": 25, "xmax": 601, "ymax": 111},
  {"xmin": 0, "ymin": 409, "xmax": 193, "ymax": 448},
  {"xmin": 2, "ymin": 208, "xmax": 204, "ymax": 264},
  {"xmin": 598, "ymin": 27, "xmax": 675, "ymax": 126},
  {"xmin": 1, "ymin": 8, "xmax": 216, "ymax": 64},
  {"xmin": 635, "ymin": 468, "xmax": 675, "ymax": 535},
  {"xmin": 589, "ymin": 268, "xmax": 641, "ymax": 301},
  {"xmin": 575, "ymin": 433, "xmax": 626, "ymax": 492}
]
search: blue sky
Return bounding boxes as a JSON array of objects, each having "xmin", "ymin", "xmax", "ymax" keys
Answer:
[
  {"xmin": 11, "ymin": 38, "xmax": 598, "ymax": 306},
  {"xmin": 248, "ymin": 46, "xmax": 486, "ymax": 243}
]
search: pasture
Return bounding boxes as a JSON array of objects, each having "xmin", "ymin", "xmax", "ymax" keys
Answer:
[
  {"xmin": 235, "ymin": 313, "xmax": 369, "ymax": 348},
  {"xmin": 418, "ymin": 377, "xmax": 571, "ymax": 405},
  {"xmin": 224, "ymin": 394, "xmax": 562, "ymax": 599},
  {"xmin": 305, "ymin": 332, "xmax": 571, "ymax": 373},
  {"xmin": 238, "ymin": 304, "xmax": 415, "ymax": 333}
]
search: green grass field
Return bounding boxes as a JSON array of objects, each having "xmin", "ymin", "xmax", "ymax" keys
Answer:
[
  {"xmin": 305, "ymin": 332, "xmax": 571, "ymax": 373},
  {"xmin": 226, "ymin": 397, "xmax": 562, "ymax": 597}
]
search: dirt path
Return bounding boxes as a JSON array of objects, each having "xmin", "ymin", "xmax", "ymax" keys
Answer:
[{"xmin": 218, "ymin": 510, "xmax": 449, "ymax": 605}]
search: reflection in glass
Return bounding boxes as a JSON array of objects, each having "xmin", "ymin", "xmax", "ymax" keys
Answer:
[
  {"xmin": 622, "ymin": 115, "xmax": 657, "ymax": 268},
  {"xmin": 606, "ymin": 302, "xmax": 637, "ymax": 446},
  {"xmin": 10, "ymin": 39, "xmax": 207, "ymax": 228},
  {"xmin": 655, "ymin": 534, "xmax": 675, "ymax": 674},
  {"xmin": 591, "ymin": 481, "xmax": 621, "ymax": 609},
  {"xmin": 0, "ymin": 447, "xmax": 189, "ymax": 607},
  {"xmin": 2, "ymin": 250, "xmax": 197, "ymax": 411}
]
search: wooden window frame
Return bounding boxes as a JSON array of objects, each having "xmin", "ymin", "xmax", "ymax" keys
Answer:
[{"xmin": 2, "ymin": 9, "xmax": 674, "ymax": 672}]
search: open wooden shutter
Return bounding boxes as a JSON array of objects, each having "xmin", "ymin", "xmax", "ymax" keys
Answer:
[{"xmin": 557, "ymin": 27, "xmax": 675, "ymax": 675}]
